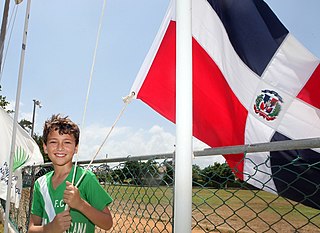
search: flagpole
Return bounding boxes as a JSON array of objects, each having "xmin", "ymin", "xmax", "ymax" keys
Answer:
[
  {"xmin": 4, "ymin": 0, "xmax": 32, "ymax": 232},
  {"xmin": 174, "ymin": 0, "xmax": 193, "ymax": 232},
  {"xmin": 0, "ymin": 0, "xmax": 10, "ymax": 72}
]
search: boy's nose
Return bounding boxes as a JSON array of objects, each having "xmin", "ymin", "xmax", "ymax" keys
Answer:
[{"xmin": 57, "ymin": 143, "xmax": 64, "ymax": 151}]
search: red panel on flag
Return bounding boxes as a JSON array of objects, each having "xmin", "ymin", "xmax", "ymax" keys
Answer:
[
  {"xmin": 297, "ymin": 64, "xmax": 320, "ymax": 109},
  {"xmin": 192, "ymin": 37, "xmax": 247, "ymax": 177},
  {"xmin": 137, "ymin": 21, "xmax": 176, "ymax": 124}
]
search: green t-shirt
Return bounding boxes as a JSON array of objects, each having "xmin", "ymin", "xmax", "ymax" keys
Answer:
[{"xmin": 31, "ymin": 166, "xmax": 112, "ymax": 233}]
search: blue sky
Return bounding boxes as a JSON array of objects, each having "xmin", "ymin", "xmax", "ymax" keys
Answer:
[{"xmin": 1, "ymin": 0, "xmax": 319, "ymax": 166}]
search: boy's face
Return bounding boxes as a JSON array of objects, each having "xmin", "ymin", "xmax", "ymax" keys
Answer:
[{"xmin": 43, "ymin": 129, "xmax": 78, "ymax": 166}]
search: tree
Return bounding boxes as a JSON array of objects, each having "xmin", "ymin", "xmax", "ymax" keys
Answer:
[
  {"xmin": 18, "ymin": 119, "xmax": 32, "ymax": 132},
  {"xmin": 162, "ymin": 159, "xmax": 174, "ymax": 186},
  {"xmin": 33, "ymin": 133, "xmax": 50, "ymax": 163},
  {"xmin": 201, "ymin": 162, "xmax": 235, "ymax": 188},
  {"xmin": 0, "ymin": 85, "xmax": 12, "ymax": 113},
  {"xmin": 109, "ymin": 168, "xmax": 125, "ymax": 184},
  {"xmin": 140, "ymin": 159, "xmax": 160, "ymax": 186},
  {"xmin": 17, "ymin": 118, "xmax": 50, "ymax": 162},
  {"xmin": 122, "ymin": 160, "xmax": 142, "ymax": 185},
  {"xmin": 192, "ymin": 164, "xmax": 202, "ymax": 186}
]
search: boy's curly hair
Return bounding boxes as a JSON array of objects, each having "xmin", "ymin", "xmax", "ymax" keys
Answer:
[{"xmin": 42, "ymin": 114, "xmax": 80, "ymax": 146}]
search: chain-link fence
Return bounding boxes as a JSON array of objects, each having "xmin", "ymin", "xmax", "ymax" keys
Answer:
[{"xmin": 4, "ymin": 151, "xmax": 320, "ymax": 233}]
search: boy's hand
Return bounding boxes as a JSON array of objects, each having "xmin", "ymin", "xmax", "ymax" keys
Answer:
[
  {"xmin": 49, "ymin": 210, "xmax": 71, "ymax": 233},
  {"xmin": 64, "ymin": 181, "xmax": 83, "ymax": 210}
]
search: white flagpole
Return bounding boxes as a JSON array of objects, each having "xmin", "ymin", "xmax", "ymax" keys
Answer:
[
  {"xmin": 174, "ymin": 0, "xmax": 193, "ymax": 232},
  {"xmin": 4, "ymin": 0, "xmax": 32, "ymax": 232}
]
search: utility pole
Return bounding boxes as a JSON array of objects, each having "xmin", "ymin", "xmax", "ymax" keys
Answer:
[{"xmin": 31, "ymin": 99, "xmax": 41, "ymax": 137}]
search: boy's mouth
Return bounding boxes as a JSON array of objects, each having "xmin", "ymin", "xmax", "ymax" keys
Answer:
[{"xmin": 55, "ymin": 153, "xmax": 66, "ymax": 157}]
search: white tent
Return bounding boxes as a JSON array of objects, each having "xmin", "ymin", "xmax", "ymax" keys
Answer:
[{"xmin": 0, "ymin": 107, "xmax": 43, "ymax": 208}]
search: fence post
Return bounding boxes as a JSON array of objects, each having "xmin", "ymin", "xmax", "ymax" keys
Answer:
[{"xmin": 25, "ymin": 166, "xmax": 36, "ymax": 230}]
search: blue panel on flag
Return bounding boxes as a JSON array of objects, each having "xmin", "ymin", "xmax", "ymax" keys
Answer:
[
  {"xmin": 270, "ymin": 132, "xmax": 320, "ymax": 209},
  {"xmin": 208, "ymin": 0, "xmax": 288, "ymax": 76}
]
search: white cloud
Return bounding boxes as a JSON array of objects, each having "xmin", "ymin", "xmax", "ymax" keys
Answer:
[
  {"xmin": 77, "ymin": 124, "xmax": 175, "ymax": 161},
  {"xmin": 77, "ymin": 123, "xmax": 225, "ymax": 168}
]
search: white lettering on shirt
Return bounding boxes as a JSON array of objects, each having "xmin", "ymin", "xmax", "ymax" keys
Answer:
[
  {"xmin": 54, "ymin": 199, "xmax": 65, "ymax": 208},
  {"xmin": 66, "ymin": 222, "xmax": 87, "ymax": 233}
]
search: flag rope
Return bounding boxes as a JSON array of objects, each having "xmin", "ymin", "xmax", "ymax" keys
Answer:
[
  {"xmin": 71, "ymin": 0, "xmax": 107, "ymax": 187},
  {"xmin": 75, "ymin": 92, "xmax": 134, "ymax": 188},
  {"xmin": 57, "ymin": 0, "xmax": 134, "ymax": 220}
]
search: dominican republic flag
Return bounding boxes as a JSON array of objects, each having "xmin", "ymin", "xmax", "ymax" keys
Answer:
[{"xmin": 130, "ymin": 0, "xmax": 320, "ymax": 209}]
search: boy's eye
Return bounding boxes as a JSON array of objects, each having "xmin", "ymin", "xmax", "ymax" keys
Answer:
[{"xmin": 48, "ymin": 141, "xmax": 57, "ymax": 144}]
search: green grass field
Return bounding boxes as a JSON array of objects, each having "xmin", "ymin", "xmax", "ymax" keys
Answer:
[
  {"xmin": 108, "ymin": 185, "xmax": 319, "ymax": 214},
  {"xmin": 107, "ymin": 185, "xmax": 320, "ymax": 232}
]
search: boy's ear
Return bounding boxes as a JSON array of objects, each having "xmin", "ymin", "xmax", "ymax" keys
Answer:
[
  {"xmin": 43, "ymin": 143, "xmax": 48, "ymax": 154},
  {"xmin": 74, "ymin": 145, "xmax": 79, "ymax": 154}
]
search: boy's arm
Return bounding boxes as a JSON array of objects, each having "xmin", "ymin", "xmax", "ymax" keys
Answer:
[
  {"xmin": 64, "ymin": 181, "xmax": 113, "ymax": 231},
  {"xmin": 75, "ymin": 200, "xmax": 113, "ymax": 231},
  {"xmin": 28, "ymin": 211, "xmax": 72, "ymax": 233}
]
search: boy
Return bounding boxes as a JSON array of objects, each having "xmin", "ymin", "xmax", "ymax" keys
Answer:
[{"xmin": 28, "ymin": 114, "xmax": 113, "ymax": 233}]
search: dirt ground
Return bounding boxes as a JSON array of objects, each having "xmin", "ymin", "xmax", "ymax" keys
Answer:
[
  {"xmin": 107, "ymin": 214, "xmax": 319, "ymax": 233},
  {"xmin": 105, "ymin": 199, "xmax": 320, "ymax": 233},
  {"xmin": 97, "ymin": 213, "xmax": 210, "ymax": 233},
  {"xmin": 96, "ymin": 204, "xmax": 320, "ymax": 233}
]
